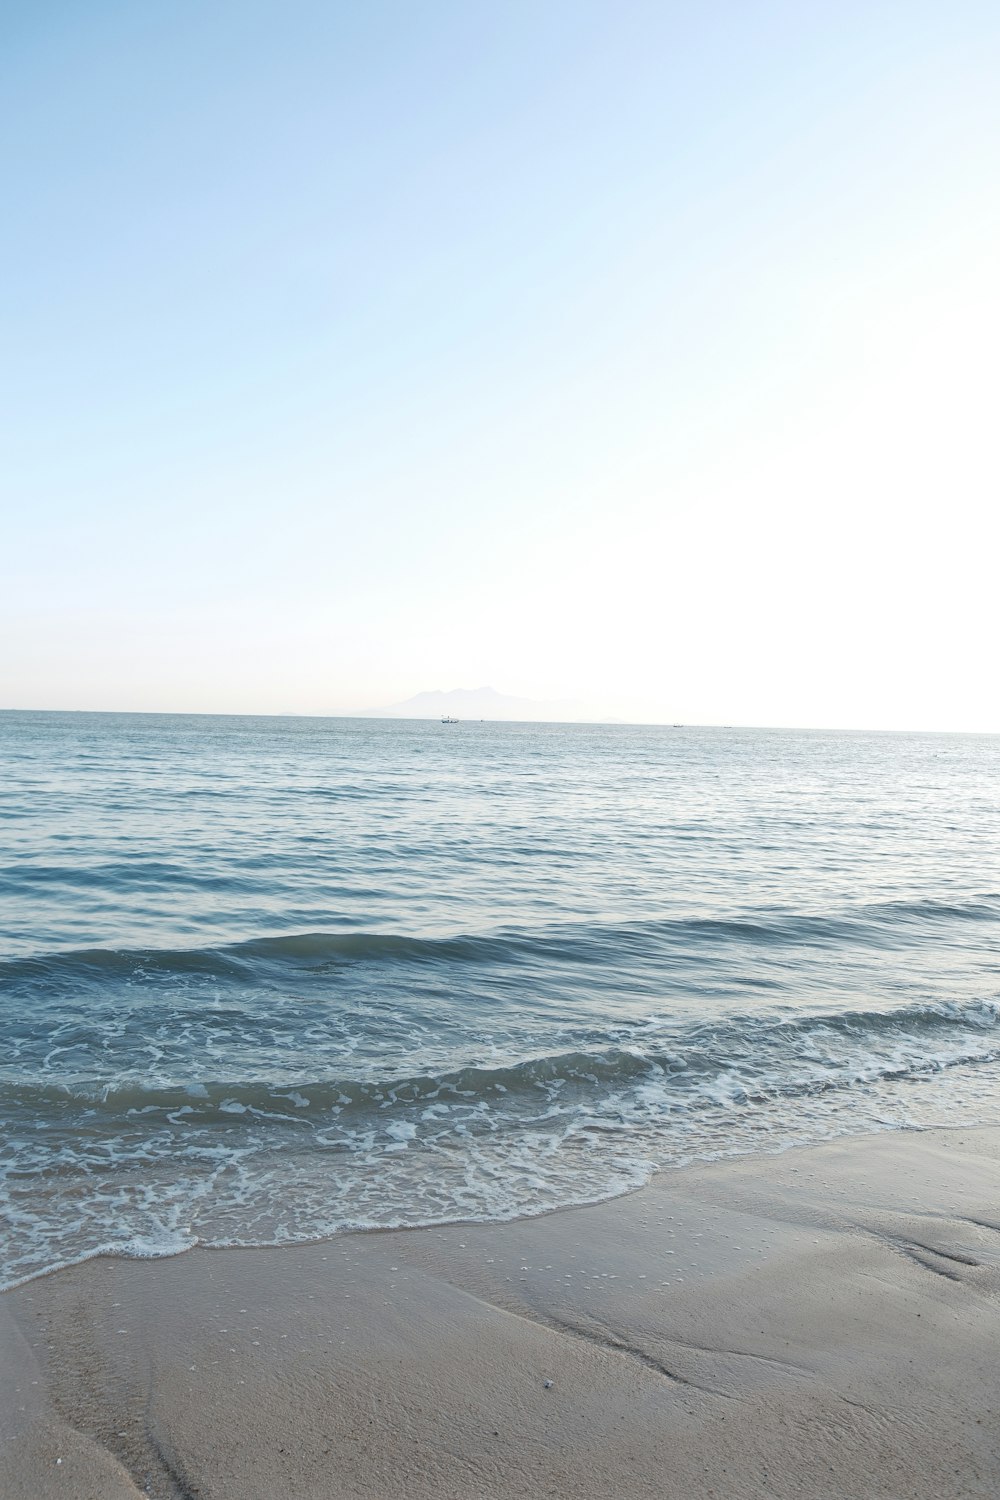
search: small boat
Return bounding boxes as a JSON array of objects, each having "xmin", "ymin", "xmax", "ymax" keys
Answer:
[{"xmin": 441, "ymin": 715, "xmax": 459, "ymax": 724}]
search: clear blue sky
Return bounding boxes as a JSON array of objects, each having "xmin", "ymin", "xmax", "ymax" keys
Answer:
[{"xmin": 3, "ymin": 1, "xmax": 998, "ymax": 726}]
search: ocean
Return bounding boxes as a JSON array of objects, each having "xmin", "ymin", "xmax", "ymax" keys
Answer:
[{"xmin": 2, "ymin": 711, "xmax": 999, "ymax": 1290}]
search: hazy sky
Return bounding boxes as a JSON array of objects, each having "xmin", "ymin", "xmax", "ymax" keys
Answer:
[{"xmin": 3, "ymin": 1, "xmax": 998, "ymax": 728}]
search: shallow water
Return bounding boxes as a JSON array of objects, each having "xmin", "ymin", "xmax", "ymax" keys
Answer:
[{"xmin": 2, "ymin": 711, "xmax": 999, "ymax": 1287}]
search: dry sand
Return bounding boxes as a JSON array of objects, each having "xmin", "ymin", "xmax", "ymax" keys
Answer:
[{"xmin": 3, "ymin": 1126, "xmax": 1000, "ymax": 1498}]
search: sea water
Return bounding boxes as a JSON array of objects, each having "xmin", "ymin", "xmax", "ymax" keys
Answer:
[{"xmin": 2, "ymin": 711, "xmax": 999, "ymax": 1288}]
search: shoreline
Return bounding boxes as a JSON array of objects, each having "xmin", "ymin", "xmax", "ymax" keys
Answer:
[
  {"xmin": 3, "ymin": 1125, "xmax": 1000, "ymax": 1498},
  {"xmin": 9, "ymin": 1104, "xmax": 997, "ymax": 1298}
]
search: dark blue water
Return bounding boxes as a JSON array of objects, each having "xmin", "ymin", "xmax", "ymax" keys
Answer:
[{"xmin": 2, "ymin": 711, "xmax": 999, "ymax": 1288}]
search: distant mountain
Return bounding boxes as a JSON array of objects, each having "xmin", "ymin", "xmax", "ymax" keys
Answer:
[{"xmin": 360, "ymin": 686, "xmax": 598, "ymax": 722}]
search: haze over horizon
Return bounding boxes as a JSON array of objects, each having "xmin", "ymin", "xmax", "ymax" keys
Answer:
[{"xmin": 3, "ymin": 2, "xmax": 998, "ymax": 733}]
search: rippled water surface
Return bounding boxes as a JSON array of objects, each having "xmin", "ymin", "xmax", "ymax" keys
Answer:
[{"xmin": 2, "ymin": 711, "xmax": 999, "ymax": 1286}]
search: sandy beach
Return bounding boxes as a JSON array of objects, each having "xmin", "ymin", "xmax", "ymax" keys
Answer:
[{"xmin": 2, "ymin": 1125, "xmax": 999, "ymax": 1498}]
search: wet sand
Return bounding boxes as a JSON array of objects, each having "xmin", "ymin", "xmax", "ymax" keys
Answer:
[{"xmin": 3, "ymin": 1126, "xmax": 1000, "ymax": 1498}]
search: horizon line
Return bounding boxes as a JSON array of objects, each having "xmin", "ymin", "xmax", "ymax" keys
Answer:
[{"xmin": 0, "ymin": 707, "xmax": 996, "ymax": 737}]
